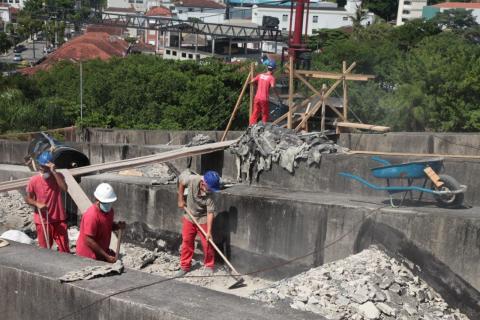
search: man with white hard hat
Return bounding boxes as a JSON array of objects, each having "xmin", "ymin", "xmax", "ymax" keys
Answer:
[{"xmin": 76, "ymin": 183, "xmax": 125, "ymax": 263}]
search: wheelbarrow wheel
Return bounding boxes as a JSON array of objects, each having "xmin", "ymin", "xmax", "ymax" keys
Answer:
[{"xmin": 433, "ymin": 174, "xmax": 464, "ymax": 207}]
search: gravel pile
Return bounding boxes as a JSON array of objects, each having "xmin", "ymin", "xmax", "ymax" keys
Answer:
[
  {"xmin": 0, "ymin": 190, "xmax": 34, "ymax": 236},
  {"xmin": 250, "ymin": 246, "xmax": 469, "ymax": 320}
]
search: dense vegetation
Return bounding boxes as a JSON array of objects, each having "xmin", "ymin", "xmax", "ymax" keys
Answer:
[
  {"xmin": 0, "ymin": 57, "xmax": 250, "ymax": 132},
  {"xmin": 2, "ymin": 10, "xmax": 480, "ymax": 133}
]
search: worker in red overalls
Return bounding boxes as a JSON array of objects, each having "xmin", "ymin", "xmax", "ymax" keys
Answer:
[
  {"xmin": 76, "ymin": 183, "xmax": 126, "ymax": 263},
  {"xmin": 249, "ymin": 60, "xmax": 281, "ymax": 125},
  {"xmin": 25, "ymin": 151, "xmax": 70, "ymax": 252}
]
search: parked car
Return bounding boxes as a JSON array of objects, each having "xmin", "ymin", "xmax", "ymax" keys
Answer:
[
  {"xmin": 13, "ymin": 47, "xmax": 21, "ymax": 53},
  {"xmin": 43, "ymin": 46, "xmax": 54, "ymax": 54},
  {"xmin": 13, "ymin": 53, "xmax": 22, "ymax": 62}
]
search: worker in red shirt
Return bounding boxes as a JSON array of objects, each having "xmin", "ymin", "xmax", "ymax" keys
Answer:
[
  {"xmin": 176, "ymin": 170, "xmax": 220, "ymax": 277},
  {"xmin": 249, "ymin": 60, "xmax": 281, "ymax": 125},
  {"xmin": 25, "ymin": 151, "xmax": 70, "ymax": 252},
  {"xmin": 76, "ymin": 183, "xmax": 125, "ymax": 263}
]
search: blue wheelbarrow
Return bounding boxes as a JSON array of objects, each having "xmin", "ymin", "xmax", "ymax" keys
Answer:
[{"xmin": 339, "ymin": 157, "xmax": 467, "ymax": 207}]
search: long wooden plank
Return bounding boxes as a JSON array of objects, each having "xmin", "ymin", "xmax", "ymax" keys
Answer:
[
  {"xmin": 336, "ymin": 122, "xmax": 390, "ymax": 133},
  {"xmin": 59, "ymin": 169, "xmax": 92, "ymax": 213},
  {"xmin": 348, "ymin": 150, "xmax": 480, "ymax": 160},
  {"xmin": 295, "ymin": 70, "xmax": 375, "ymax": 81},
  {"xmin": 0, "ymin": 140, "xmax": 236, "ymax": 193}
]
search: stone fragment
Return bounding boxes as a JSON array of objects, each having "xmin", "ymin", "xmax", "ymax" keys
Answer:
[
  {"xmin": 379, "ymin": 278, "xmax": 393, "ymax": 289},
  {"xmin": 376, "ymin": 302, "xmax": 396, "ymax": 317},
  {"xmin": 358, "ymin": 301, "xmax": 381, "ymax": 319},
  {"xmin": 335, "ymin": 296, "xmax": 350, "ymax": 306},
  {"xmin": 389, "ymin": 283, "xmax": 402, "ymax": 294},
  {"xmin": 404, "ymin": 303, "xmax": 417, "ymax": 316}
]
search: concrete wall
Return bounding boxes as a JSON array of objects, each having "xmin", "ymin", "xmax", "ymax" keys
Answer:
[
  {"xmin": 79, "ymin": 173, "xmax": 480, "ymax": 317},
  {"xmin": 78, "ymin": 128, "xmax": 243, "ymax": 145},
  {"xmin": 338, "ymin": 132, "xmax": 480, "ymax": 156},
  {"xmin": 0, "ymin": 242, "xmax": 318, "ymax": 320}
]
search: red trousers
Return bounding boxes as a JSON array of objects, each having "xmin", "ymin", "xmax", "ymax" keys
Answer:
[
  {"xmin": 35, "ymin": 221, "xmax": 70, "ymax": 253},
  {"xmin": 249, "ymin": 99, "xmax": 269, "ymax": 125},
  {"xmin": 180, "ymin": 217, "xmax": 214, "ymax": 271}
]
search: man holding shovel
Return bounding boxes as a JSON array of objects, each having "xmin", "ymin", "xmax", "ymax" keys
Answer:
[
  {"xmin": 25, "ymin": 151, "xmax": 70, "ymax": 253},
  {"xmin": 176, "ymin": 170, "xmax": 220, "ymax": 277}
]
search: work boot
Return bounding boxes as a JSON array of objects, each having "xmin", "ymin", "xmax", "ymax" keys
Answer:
[{"xmin": 175, "ymin": 269, "xmax": 189, "ymax": 277}]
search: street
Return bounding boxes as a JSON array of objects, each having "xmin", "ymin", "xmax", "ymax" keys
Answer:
[{"xmin": 0, "ymin": 39, "xmax": 49, "ymax": 66}]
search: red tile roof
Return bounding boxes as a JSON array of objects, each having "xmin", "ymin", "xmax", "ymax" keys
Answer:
[
  {"xmin": 146, "ymin": 6, "xmax": 173, "ymax": 17},
  {"xmin": 433, "ymin": 2, "xmax": 480, "ymax": 9},
  {"xmin": 21, "ymin": 32, "xmax": 129, "ymax": 75},
  {"xmin": 86, "ymin": 24, "xmax": 125, "ymax": 36},
  {"xmin": 175, "ymin": 0, "xmax": 225, "ymax": 9}
]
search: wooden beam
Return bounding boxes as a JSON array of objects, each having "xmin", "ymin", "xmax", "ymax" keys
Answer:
[
  {"xmin": 342, "ymin": 61, "xmax": 348, "ymax": 122},
  {"xmin": 0, "ymin": 140, "xmax": 236, "ymax": 193},
  {"xmin": 347, "ymin": 150, "xmax": 480, "ymax": 160},
  {"xmin": 59, "ymin": 169, "xmax": 92, "ymax": 214},
  {"xmin": 295, "ymin": 70, "xmax": 375, "ymax": 81},
  {"xmin": 294, "ymin": 71, "xmax": 345, "ymax": 120},
  {"xmin": 293, "ymin": 63, "xmax": 357, "ymax": 131},
  {"xmin": 221, "ymin": 70, "xmax": 252, "ymax": 142},
  {"xmin": 249, "ymin": 63, "xmax": 254, "ymax": 118},
  {"xmin": 288, "ymin": 56, "xmax": 294, "ymax": 129},
  {"xmin": 336, "ymin": 121, "xmax": 390, "ymax": 132}
]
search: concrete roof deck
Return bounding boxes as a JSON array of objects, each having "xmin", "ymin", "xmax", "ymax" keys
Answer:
[{"xmin": 0, "ymin": 242, "xmax": 322, "ymax": 320}]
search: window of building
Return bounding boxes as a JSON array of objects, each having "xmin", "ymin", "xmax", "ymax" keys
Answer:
[
  {"xmin": 182, "ymin": 52, "xmax": 187, "ymax": 57},
  {"xmin": 282, "ymin": 14, "xmax": 288, "ymax": 22},
  {"xmin": 404, "ymin": 1, "xmax": 411, "ymax": 5},
  {"xmin": 196, "ymin": 54, "xmax": 200, "ymax": 59},
  {"xmin": 188, "ymin": 8, "xmax": 193, "ymax": 12},
  {"xmin": 188, "ymin": 54, "xmax": 193, "ymax": 59},
  {"xmin": 178, "ymin": 10, "xmax": 183, "ymax": 14},
  {"xmin": 312, "ymin": 15, "xmax": 318, "ymax": 23},
  {"xmin": 402, "ymin": 10, "xmax": 410, "ymax": 14},
  {"xmin": 128, "ymin": 0, "xmax": 134, "ymax": 3},
  {"xmin": 172, "ymin": 51, "xmax": 177, "ymax": 56},
  {"xmin": 282, "ymin": 27, "xmax": 287, "ymax": 31},
  {"xmin": 136, "ymin": 0, "xmax": 143, "ymax": 3},
  {"xmin": 149, "ymin": 30, "xmax": 155, "ymax": 35},
  {"xmin": 166, "ymin": 49, "xmax": 171, "ymax": 54},
  {"xmin": 200, "ymin": 8, "xmax": 204, "ymax": 12},
  {"xmin": 343, "ymin": 16, "xmax": 348, "ymax": 21}
]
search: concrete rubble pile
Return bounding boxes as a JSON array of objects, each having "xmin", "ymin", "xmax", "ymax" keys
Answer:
[
  {"xmin": 230, "ymin": 123, "xmax": 347, "ymax": 181},
  {"xmin": 250, "ymin": 246, "xmax": 470, "ymax": 320},
  {"xmin": 0, "ymin": 190, "xmax": 34, "ymax": 236},
  {"xmin": 121, "ymin": 243, "xmax": 271, "ymax": 296}
]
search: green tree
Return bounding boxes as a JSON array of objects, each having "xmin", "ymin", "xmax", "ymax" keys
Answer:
[
  {"xmin": 362, "ymin": 0, "xmax": 397, "ymax": 21},
  {"xmin": 431, "ymin": 9, "xmax": 478, "ymax": 31},
  {"xmin": 336, "ymin": 0, "xmax": 347, "ymax": 8},
  {"xmin": 0, "ymin": 32, "xmax": 12, "ymax": 54},
  {"xmin": 384, "ymin": 33, "xmax": 480, "ymax": 131}
]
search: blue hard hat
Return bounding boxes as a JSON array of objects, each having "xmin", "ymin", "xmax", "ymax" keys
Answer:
[
  {"xmin": 267, "ymin": 59, "xmax": 277, "ymax": 69},
  {"xmin": 203, "ymin": 171, "xmax": 221, "ymax": 192},
  {"xmin": 37, "ymin": 151, "xmax": 53, "ymax": 166}
]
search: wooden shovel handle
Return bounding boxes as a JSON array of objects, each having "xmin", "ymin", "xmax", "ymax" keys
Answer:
[{"xmin": 183, "ymin": 207, "xmax": 241, "ymax": 276}]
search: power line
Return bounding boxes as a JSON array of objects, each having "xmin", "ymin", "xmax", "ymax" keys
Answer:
[{"xmin": 55, "ymin": 204, "xmax": 387, "ymax": 320}]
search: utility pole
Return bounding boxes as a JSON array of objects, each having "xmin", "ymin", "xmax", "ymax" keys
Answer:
[{"xmin": 80, "ymin": 61, "xmax": 83, "ymax": 123}]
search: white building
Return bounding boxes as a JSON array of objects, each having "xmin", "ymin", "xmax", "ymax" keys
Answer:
[
  {"xmin": 173, "ymin": 0, "xmax": 226, "ymax": 24},
  {"xmin": 396, "ymin": 0, "xmax": 428, "ymax": 26},
  {"xmin": 0, "ymin": 0, "xmax": 24, "ymax": 10},
  {"xmin": 0, "ymin": 4, "xmax": 10, "ymax": 27},
  {"xmin": 251, "ymin": 0, "xmax": 373, "ymax": 35}
]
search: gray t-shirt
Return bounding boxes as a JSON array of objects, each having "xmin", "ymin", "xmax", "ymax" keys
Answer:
[{"xmin": 179, "ymin": 172, "xmax": 216, "ymax": 224}]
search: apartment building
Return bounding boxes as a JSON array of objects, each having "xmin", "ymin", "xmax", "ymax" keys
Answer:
[{"xmin": 396, "ymin": 0, "xmax": 428, "ymax": 25}]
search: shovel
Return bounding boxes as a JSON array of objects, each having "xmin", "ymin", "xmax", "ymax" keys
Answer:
[
  {"xmin": 38, "ymin": 208, "xmax": 51, "ymax": 249},
  {"xmin": 115, "ymin": 228, "xmax": 123, "ymax": 261},
  {"xmin": 183, "ymin": 207, "xmax": 245, "ymax": 289}
]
